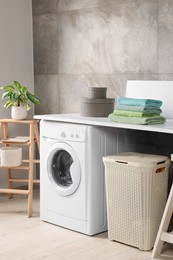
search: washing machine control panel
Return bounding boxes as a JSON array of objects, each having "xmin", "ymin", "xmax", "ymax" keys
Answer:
[
  {"xmin": 41, "ymin": 121, "xmax": 87, "ymax": 142},
  {"xmin": 59, "ymin": 127, "xmax": 86, "ymax": 141}
]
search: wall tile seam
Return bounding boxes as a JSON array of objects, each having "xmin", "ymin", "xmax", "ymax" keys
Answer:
[
  {"xmin": 156, "ymin": 0, "xmax": 159, "ymax": 75},
  {"xmin": 33, "ymin": 2, "xmax": 138, "ymax": 15},
  {"xmin": 34, "ymin": 74, "xmax": 59, "ymax": 77},
  {"xmin": 57, "ymin": 1, "xmax": 159, "ymax": 14},
  {"xmin": 32, "ymin": 7, "xmax": 96, "ymax": 16},
  {"xmin": 38, "ymin": 73, "xmax": 161, "ymax": 76},
  {"xmin": 33, "ymin": 73, "xmax": 173, "ymax": 76},
  {"xmin": 34, "ymin": 73, "xmax": 173, "ymax": 79},
  {"xmin": 32, "ymin": 13, "xmax": 58, "ymax": 18},
  {"xmin": 56, "ymin": 4, "xmax": 111, "ymax": 14}
]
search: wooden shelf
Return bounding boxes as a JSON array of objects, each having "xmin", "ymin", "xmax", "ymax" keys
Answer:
[
  {"xmin": 1, "ymin": 137, "xmax": 30, "ymax": 144},
  {"xmin": 22, "ymin": 159, "xmax": 40, "ymax": 164},
  {"xmin": 9, "ymin": 179, "xmax": 40, "ymax": 184},
  {"xmin": 0, "ymin": 165, "xmax": 30, "ymax": 170},
  {"xmin": 0, "ymin": 119, "xmax": 39, "ymax": 124},
  {"xmin": 0, "ymin": 188, "xmax": 29, "ymax": 195},
  {"xmin": 0, "ymin": 119, "xmax": 40, "ymax": 217}
]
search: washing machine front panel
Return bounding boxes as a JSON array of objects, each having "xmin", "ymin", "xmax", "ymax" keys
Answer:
[
  {"xmin": 46, "ymin": 142, "xmax": 81, "ymax": 197},
  {"xmin": 40, "ymin": 120, "xmax": 117, "ymax": 235}
]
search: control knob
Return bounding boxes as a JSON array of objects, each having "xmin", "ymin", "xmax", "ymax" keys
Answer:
[{"xmin": 60, "ymin": 131, "xmax": 66, "ymax": 138}]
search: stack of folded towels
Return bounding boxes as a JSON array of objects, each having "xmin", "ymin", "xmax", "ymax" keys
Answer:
[{"xmin": 108, "ymin": 97, "xmax": 166, "ymax": 125}]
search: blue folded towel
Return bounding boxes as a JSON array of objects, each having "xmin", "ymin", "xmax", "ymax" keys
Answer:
[
  {"xmin": 115, "ymin": 104, "xmax": 162, "ymax": 114},
  {"xmin": 117, "ymin": 97, "xmax": 162, "ymax": 108}
]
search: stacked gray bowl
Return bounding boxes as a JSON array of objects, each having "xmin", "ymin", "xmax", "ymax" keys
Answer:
[{"xmin": 80, "ymin": 87, "xmax": 114, "ymax": 117}]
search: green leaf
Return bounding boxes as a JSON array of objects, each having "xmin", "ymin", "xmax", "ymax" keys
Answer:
[
  {"xmin": 4, "ymin": 100, "xmax": 13, "ymax": 108},
  {"xmin": 26, "ymin": 92, "xmax": 41, "ymax": 105},
  {"xmin": 2, "ymin": 91, "xmax": 11, "ymax": 99},
  {"xmin": 1, "ymin": 85, "xmax": 15, "ymax": 93},
  {"xmin": 13, "ymin": 81, "xmax": 21, "ymax": 90},
  {"xmin": 26, "ymin": 104, "xmax": 31, "ymax": 111},
  {"xmin": 10, "ymin": 93, "xmax": 18, "ymax": 102},
  {"xmin": 20, "ymin": 86, "xmax": 27, "ymax": 93}
]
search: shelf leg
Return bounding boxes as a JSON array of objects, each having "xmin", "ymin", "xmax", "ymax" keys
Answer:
[
  {"xmin": 7, "ymin": 169, "xmax": 13, "ymax": 199},
  {"xmin": 2, "ymin": 123, "xmax": 13, "ymax": 199},
  {"xmin": 27, "ymin": 122, "xmax": 34, "ymax": 218},
  {"xmin": 34, "ymin": 122, "xmax": 40, "ymax": 154}
]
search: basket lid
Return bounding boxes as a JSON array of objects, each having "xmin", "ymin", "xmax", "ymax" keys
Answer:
[{"xmin": 103, "ymin": 152, "xmax": 169, "ymax": 164}]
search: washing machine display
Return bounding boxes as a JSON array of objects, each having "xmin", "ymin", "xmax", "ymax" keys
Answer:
[
  {"xmin": 40, "ymin": 120, "xmax": 117, "ymax": 235},
  {"xmin": 46, "ymin": 143, "xmax": 81, "ymax": 196}
]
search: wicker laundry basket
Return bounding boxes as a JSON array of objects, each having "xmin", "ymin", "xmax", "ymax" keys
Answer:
[
  {"xmin": 103, "ymin": 152, "xmax": 170, "ymax": 251},
  {"xmin": 0, "ymin": 147, "xmax": 22, "ymax": 167}
]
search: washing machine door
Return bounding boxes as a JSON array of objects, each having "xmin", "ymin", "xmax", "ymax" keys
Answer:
[{"xmin": 46, "ymin": 142, "xmax": 81, "ymax": 196}]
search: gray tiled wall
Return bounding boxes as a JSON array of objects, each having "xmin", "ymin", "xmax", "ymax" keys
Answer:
[{"xmin": 32, "ymin": 0, "xmax": 173, "ymax": 115}]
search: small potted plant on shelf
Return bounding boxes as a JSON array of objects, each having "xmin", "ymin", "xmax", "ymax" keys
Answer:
[{"xmin": 0, "ymin": 80, "xmax": 41, "ymax": 120}]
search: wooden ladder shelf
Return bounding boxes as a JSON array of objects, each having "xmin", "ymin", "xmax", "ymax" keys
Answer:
[
  {"xmin": 152, "ymin": 183, "xmax": 173, "ymax": 258},
  {"xmin": 0, "ymin": 119, "xmax": 40, "ymax": 217}
]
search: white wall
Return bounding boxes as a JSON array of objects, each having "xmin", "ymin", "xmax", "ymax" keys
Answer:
[
  {"xmin": 0, "ymin": 0, "xmax": 34, "ymax": 187},
  {"xmin": 0, "ymin": 0, "xmax": 34, "ymax": 119}
]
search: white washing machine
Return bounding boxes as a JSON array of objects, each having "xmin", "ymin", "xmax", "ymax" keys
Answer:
[{"xmin": 40, "ymin": 120, "xmax": 117, "ymax": 235}]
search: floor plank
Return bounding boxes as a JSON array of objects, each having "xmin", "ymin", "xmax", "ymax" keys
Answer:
[{"xmin": 0, "ymin": 188, "xmax": 172, "ymax": 260}]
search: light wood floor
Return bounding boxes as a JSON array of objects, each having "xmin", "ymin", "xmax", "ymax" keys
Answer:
[{"xmin": 0, "ymin": 188, "xmax": 173, "ymax": 260}]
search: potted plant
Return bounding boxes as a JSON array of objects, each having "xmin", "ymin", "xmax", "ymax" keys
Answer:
[{"xmin": 0, "ymin": 80, "xmax": 41, "ymax": 120}]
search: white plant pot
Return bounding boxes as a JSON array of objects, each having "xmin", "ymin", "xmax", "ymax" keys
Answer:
[{"xmin": 11, "ymin": 106, "xmax": 27, "ymax": 120}]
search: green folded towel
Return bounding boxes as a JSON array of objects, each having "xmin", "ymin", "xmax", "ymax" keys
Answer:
[
  {"xmin": 113, "ymin": 109, "xmax": 160, "ymax": 117},
  {"xmin": 117, "ymin": 97, "xmax": 162, "ymax": 108},
  {"xmin": 108, "ymin": 113, "xmax": 166, "ymax": 125},
  {"xmin": 115, "ymin": 104, "xmax": 162, "ymax": 114}
]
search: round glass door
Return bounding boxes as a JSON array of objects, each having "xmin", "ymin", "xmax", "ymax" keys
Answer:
[{"xmin": 46, "ymin": 143, "xmax": 81, "ymax": 196}]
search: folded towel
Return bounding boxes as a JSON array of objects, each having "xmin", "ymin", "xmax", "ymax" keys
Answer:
[
  {"xmin": 108, "ymin": 113, "xmax": 166, "ymax": 125},
  {"xmin": 113, "ymin": 110, "xmax": 160, "ymax": 117},
  {"xmin": 117, "ymin": 97, "xmax": 162, "ymax": 108},
  {"xmin": 115, "ymin": 104, "xmax": 162, "ymax": 114}
]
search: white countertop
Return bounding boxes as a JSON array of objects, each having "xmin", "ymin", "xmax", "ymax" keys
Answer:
[{"xmin": 34, "ymin": 113, "xmax": 173, "ymax": 134}]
